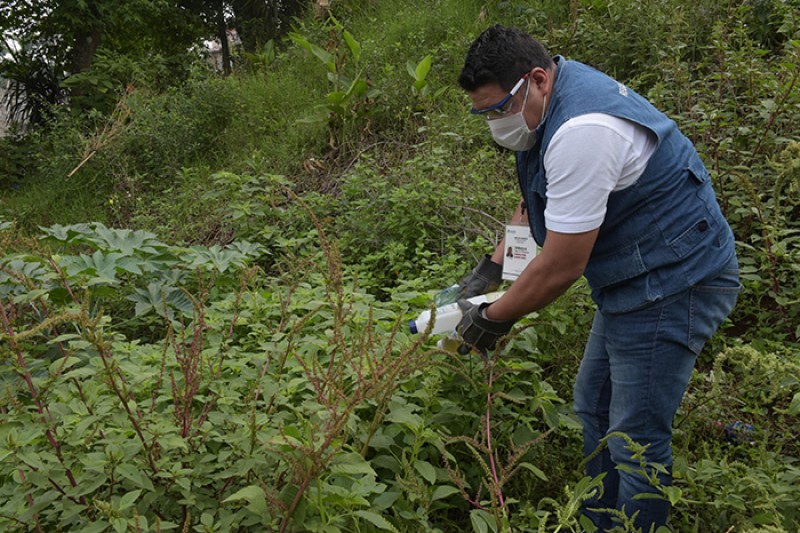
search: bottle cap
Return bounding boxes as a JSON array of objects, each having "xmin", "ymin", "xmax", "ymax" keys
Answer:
[{"xmin": 408, "ymin": 320, "xmax": 418, "ymax": 334}]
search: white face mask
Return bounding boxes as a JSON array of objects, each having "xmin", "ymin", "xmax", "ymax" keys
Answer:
[{"xmin": 488, "ymin": 90, "xmax": 547, "ymax": 152}]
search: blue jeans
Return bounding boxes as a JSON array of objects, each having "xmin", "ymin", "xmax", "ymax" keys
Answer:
[{"xmin": 574, "ymin": 259, "xmax": 740, "ymax": 531}]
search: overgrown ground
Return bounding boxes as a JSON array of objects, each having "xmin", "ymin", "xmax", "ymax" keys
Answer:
[{"xmin": 1, "ymin": 0, "xmax": 799, "ymax": 531}]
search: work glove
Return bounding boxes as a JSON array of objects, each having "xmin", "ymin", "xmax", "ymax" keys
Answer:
[
  {"xmin": 456, "ymin": 299, "xmax": 516, "ymax": 356},
  {"xmin": 459, "ymin": 255, "xmax": 503, "ymax": 298}
]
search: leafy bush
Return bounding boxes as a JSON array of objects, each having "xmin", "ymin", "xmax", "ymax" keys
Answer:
[
  {"xmin": 0, "ymin": 220, "xmax": 575, "ymax": 532},
  {"xmin": 2, "ymin": 0, "xmax": 800, "ymax": 531}
]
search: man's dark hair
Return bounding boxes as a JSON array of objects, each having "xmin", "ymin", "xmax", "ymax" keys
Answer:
[{"xmin": 459, "ymin": 25, "xmax": 554, "ymax": 92}]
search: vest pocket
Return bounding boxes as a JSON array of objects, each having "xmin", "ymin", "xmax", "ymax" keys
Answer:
[
  {"xmin": 669, "ymin": 218, "xmax": 711, "ymax": 258},
  {"xmin": 585, "ymin": 241, "xmax": 647, "ymax": 288}
]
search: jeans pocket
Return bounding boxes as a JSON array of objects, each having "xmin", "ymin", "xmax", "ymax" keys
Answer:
[{"xmin": 688, "ymin": 267, "xmax": 741, "ymax": 354}]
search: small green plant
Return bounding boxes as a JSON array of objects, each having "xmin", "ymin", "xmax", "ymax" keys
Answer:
[{"xmin": 290, "ymin": 15, "xmax": 381, "ymax": 151}]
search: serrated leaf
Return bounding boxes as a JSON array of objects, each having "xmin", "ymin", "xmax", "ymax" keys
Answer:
[
  {"xmin": 384, "ymin": 405, "xmax": 422, "ymax": 429},
  {"xmin": 330, "ymin": 452, "xmax": 376, "ymax": 476},
  {"xmin": 354, "ymin": 510, "xmax": 393, "ymax": 530}
]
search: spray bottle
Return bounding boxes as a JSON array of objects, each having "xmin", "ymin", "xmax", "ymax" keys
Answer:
[{"xmin": 408, "ymin": 290, "xmax": 505, "ymax": 339}]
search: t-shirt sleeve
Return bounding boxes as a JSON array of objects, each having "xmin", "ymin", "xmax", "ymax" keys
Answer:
[{"xmin": 542, "ymin": 116, "xmax": 634, "ymax": 233}]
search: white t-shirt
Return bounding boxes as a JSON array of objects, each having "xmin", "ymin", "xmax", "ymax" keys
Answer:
[{"xmin": 542, "ymin": 113, "xmax": 658, "ymax": 233}]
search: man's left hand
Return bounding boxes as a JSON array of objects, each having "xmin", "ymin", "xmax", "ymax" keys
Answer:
[{"xmin": 456, "ymin": 300, "xmax": 516, "ymax": 355}]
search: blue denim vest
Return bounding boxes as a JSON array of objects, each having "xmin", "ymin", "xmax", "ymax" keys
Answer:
[{"xmin": 516, "ymin": 57, "xmax": 736, "ymax": 313}]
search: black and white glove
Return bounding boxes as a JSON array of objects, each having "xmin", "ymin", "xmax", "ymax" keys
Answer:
[
  {"xmin": 456, "ymin": 299, "xmax": 516, "ymax": 356},
  {"xmin": 459, "ymin": 255, "xmax": 503, "ymax": 298}
]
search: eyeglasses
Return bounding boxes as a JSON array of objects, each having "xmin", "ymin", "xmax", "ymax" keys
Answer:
[{"xmin": 470, "ymin": 76, "xmax": 528, "ymax": 119}]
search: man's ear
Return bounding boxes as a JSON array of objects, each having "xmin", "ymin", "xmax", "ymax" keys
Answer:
[{"xmin": 529, "ymin": 67, "xmax": 550, "ymax": 90}]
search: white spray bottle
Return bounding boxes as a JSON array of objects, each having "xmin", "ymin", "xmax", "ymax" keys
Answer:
[{"xmin": 408, "ymin": 291, "xmax": 505, "ymax": 336}]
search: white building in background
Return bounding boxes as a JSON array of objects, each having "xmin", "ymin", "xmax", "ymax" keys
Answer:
[
  {"xmin": 1, "ymin": 39, "xmax": 21, "ymax": 137},
  {"xmin": 203, "ymin": 28, "xmax": 242, "ymax": 73},
  {"xmin": 0, "ymin": 78, "xmax": 10, "ymax": 137}
]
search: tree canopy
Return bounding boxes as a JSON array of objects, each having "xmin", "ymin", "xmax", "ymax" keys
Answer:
[{"xmin": 0, "ymin": 0, "xmax": 310, "ymax": 122}]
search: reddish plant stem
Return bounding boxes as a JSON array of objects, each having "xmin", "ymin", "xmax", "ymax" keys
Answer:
[
  {"xmin": 0, "ymin": 301, "xmax": 86, "ymax": 502},
  {"xmin": 485, "ymin": 359, "xmax": 505, "ymax": 511},
  {"xmin": 196, "ymin": 276, "xmax": 247, "ymax": 432},
  {"xmin": 95, "ymin": 341, "xmax": 159, "ymax": 475}
]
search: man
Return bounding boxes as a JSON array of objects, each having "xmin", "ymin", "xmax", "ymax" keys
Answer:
[{"xmin": 453, "ymin": 25, "xmax": 740, "ymax": 531}]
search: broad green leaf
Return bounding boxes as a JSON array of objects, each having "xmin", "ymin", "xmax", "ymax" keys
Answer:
[
  {"xmin": 789, "ymin": 392, "xmax": 800, "ymax": 415},
  {"xmin": 580, "ymin": 514, "xmax": 599, "ymax": 533},
  {"xmin": 661, "ymin": 485, "xmax": 683, "ymax": 505},
  {"xmin": 541, "ymin": 401, "xmax": 560, "ymax": 429},
  {"xmin": 343, "ymin": 30, "xmax": 361, "ymax": 61},
  {"xmin": 224, "ymin": 484, "xmax": 268, "ymax": 515},
  {"xmin": 327, "ymin": 91, "xmax": 348, "ymax": 105},
  {"xmin": 406, "ymin": 60, "xmax": 417, "ymax": 79},
  {"xmin": 128, "ymin": 282, "xmax": 194, "ymax": 319},
  {"xmin": 112, "ymin": 517, "xmax": 128, "ymax": 533},
  {"xmin": 47, "ymin": 333, "xmax": 82, "ymax": 344},
  {"xmin": 49, "ymin": 357, "xmax": 83, "ymax": 376},
  {"xmin": 81, "ymin": 521, "xmax": 111, "ymax": 533},
  {"xmin": 470, "ymin": 509, "xmax": 491, "ymax": 533},
  {"xmin": 119, "ymin": 490, "xmax": 141, "ymax": 511},
  {"xmin": 330, "ymin": 452, "xmax": 377, "ymax": 476},
  {"xmin": 415, "ymin": 55, "xmax": 432, "ymax": 81},
  {"xmin": 92, "ymin": 225, "xmax": 161, "ymax": 256},
  {"xmin": 384, "ymin": 404, "xmax": 422, "ymax": 429},
  {"xmin": 372, "ymin": 491, "xmax": 400, "ymax": 511},
  {"xmin": 354, "ymin": 510, "xmax": 393, "ymax": 530},
  {"xmin": 289, "ymin": 32, "xmax": 334, "ymax": 70},
  {"xmin": 350, "ymin": 79, "xmax": 368, "ymax": 98},
  {"xmin": 12, "ymin": 288, "xmax": 48, "ymax": 303},
  {"xmin": 115, "ymin": 464, "xmax": 155, "ymax": 492},
  {"xmin": 17, "ymin": 451, "xmax": 45, "ymax": 470},
  {"xmin": 413, "ymin": 460, "xmax": 436, "ymax": 484},
  {"xmin": 39, "ymin": 223, "xmax": 92, "ymax": 243},
  {"xmin": 431, "ymin": 485, "xmax": 461, "ymax": 500}
]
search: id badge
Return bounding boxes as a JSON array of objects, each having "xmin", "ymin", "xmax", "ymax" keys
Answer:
[{"xmin": 502, "ymin": 223, "xmax": 537, "ymax": 281}]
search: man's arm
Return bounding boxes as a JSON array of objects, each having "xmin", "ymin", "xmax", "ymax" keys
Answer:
[{"xmin": 484, "ymin": 227, "xmax": 599, "ymax": 321}]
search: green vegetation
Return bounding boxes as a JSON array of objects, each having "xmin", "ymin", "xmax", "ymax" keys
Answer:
[{"xmin": 1, "ymin": 0, "xmax": 799, "ymax": 531}]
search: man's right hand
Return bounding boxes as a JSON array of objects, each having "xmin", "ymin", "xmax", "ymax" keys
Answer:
[{"xmin": 459, "ymin": 255, "xmax": 503, "ymax": 298}]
